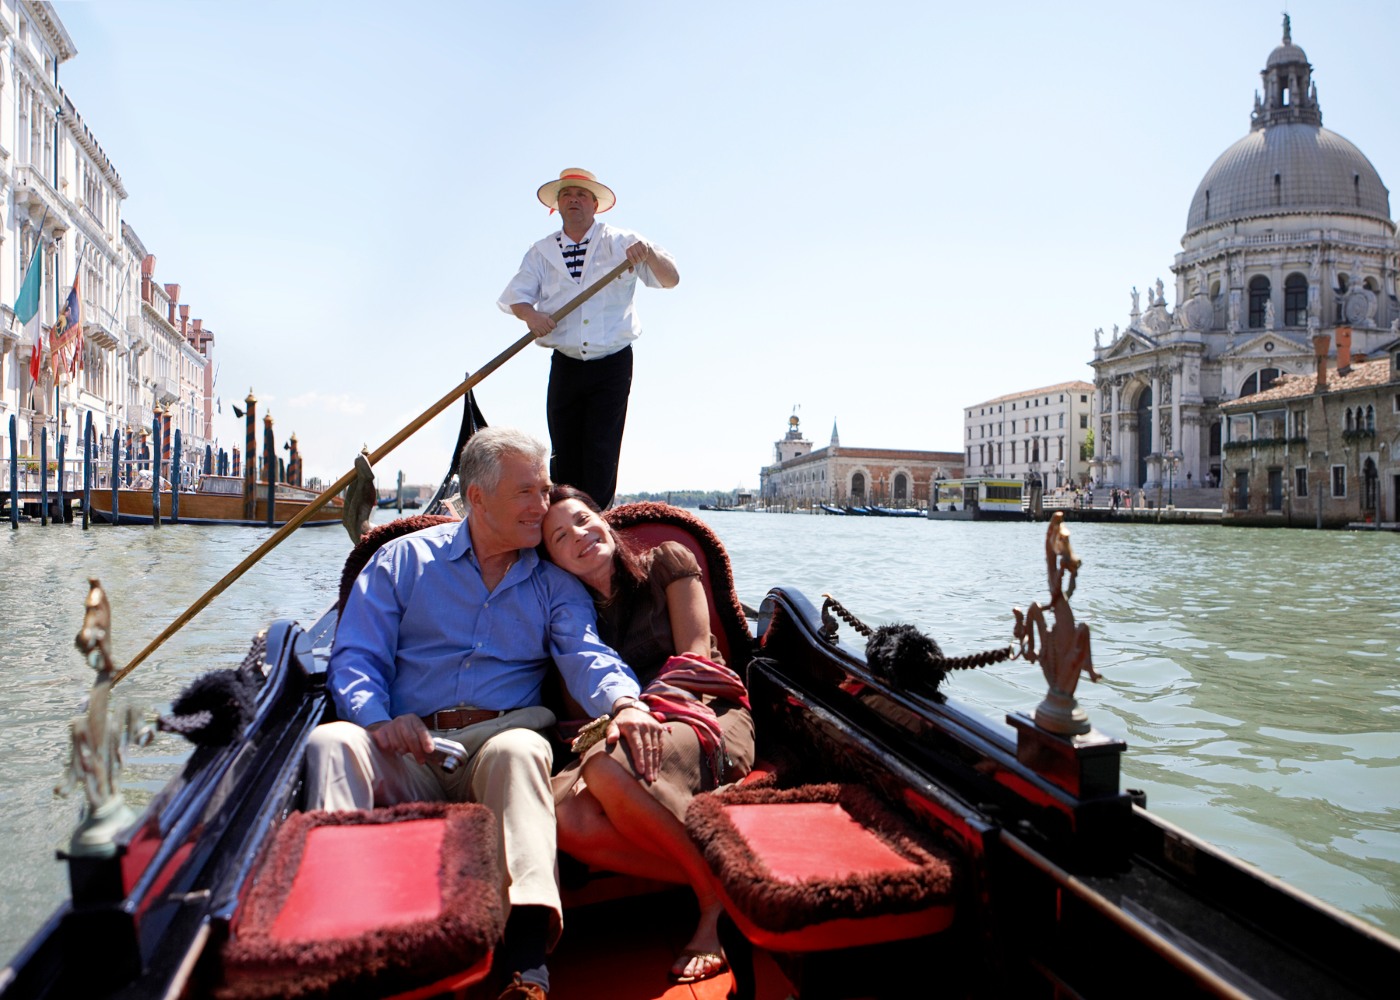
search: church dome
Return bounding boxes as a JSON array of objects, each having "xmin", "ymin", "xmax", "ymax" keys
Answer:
[
  {"xmin": 1185, "ymin": 124, "xmax": 1391, "ymax": 233},
  {"xmin": 1184, "ymin": 16, "xmax": 1390, "ymax": 236},
  {"xmin": 1266, "ymin": 40, "xmax": 1308, "ymax": 68}
]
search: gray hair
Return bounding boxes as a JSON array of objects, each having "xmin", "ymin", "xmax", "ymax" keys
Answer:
[{"xmin": 458, "ymin": 427, "xmax": 548, "ymax": 499}]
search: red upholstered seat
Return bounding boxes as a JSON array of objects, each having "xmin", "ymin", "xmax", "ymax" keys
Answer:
[
  {"xmin": 218, "ymin": 802, "xmax": 503, "ymax": 1000},
  {"xmin": 686, "ymin": 783, "xmax": 957, "ymax": 953}
]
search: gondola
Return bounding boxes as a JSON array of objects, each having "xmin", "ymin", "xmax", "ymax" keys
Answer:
[
  {"xmin": 4, "ymin": 388, "xmax": 1399, "ymax": 1000},
  {"xmin": 89, "ymin": 475, "xmax": 345, "ymax": 527}
]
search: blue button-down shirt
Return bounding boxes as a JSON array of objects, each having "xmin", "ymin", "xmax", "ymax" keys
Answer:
[{"xmin": 330, "ymin": 518, "xmax": 639, "ymax": 727}]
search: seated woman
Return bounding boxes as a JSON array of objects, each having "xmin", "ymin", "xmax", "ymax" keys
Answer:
[{"xmin": 541, "ymin": 486, "xmax": 754, "ymax": 985}]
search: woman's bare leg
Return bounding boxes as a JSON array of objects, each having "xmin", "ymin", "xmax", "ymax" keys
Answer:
[
  {"xmin": 556, "ymin": 785, "xmax": 684, "ymax": 883},
  {"xmin": 581, "ymin": 755, "xmax": 726, "ymax": 979}
]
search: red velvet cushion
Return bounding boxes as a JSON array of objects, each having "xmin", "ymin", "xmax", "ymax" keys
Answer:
[
  {"xmin": 724, "ymin": 803, "xmax": 921, "ymax": 883},
  {"xmin": 686, "ymin": 784, "xmax": 957, "ymax": 952},
  {"xmin": 269, "ymin": 820, "xmax": 447, "ymax": 941},
  {"xmin": 219, "ymin": 802, "xmax": 503, "ymax": 1000}
]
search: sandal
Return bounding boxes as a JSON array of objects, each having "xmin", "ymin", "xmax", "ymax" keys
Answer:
[{"xmin": 668, "ymin": 948, "xmax": 728, "ymax": 985}]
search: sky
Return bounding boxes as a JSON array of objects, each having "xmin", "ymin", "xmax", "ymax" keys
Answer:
[{"xmin": 48, "ymin": 0, "xmax": 1400, "ymax": 494}]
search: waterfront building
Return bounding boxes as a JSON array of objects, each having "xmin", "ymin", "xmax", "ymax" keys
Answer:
[
  {"xmin": 963, "ymin": 380, "xmax": 1094, "ymax": 489},
  {"xmin": 1219, "ymin": 330, "xmax": 1399, "ymax": 527},
  {"xmin": 1089, "ymin": 16, "xmax": 1398, "ymax": 495},
  {"xmin": 0, "ymin": 3, "xmax": 216, "ymax": 483},
  {"xmin": 759, "ymin": 413, "xmax": 962, "ymax": 507}
]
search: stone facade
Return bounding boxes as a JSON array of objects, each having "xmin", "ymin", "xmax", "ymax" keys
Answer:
[
  {"xmin": 964, "ymin": 380, "xmax": 1094, "ymax": 489},
  {"xmin": 0, "ymin": 3, "xmax": 216, "ymax": 484},
  {"xmin": 759, "ymin": 414, "xmax": 963, "ymax": 507},
  {"xmin": 1219, "ymin": 331, "xmax": 1399, "ymax": 527},
  {"xmin": 1089, "ymin": 16, "xmax": 1398, "ymax": 494}
]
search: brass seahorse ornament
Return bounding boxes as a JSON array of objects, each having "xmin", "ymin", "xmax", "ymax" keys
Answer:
[
  {"xmin": 57, "ymin": 579, "xmax": 153, "ymax": 857},
  {"xmin": 1013, "ymin": 513, "xmax": 1100, "ymax": 735}
]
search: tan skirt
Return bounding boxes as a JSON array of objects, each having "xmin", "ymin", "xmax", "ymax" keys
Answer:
[{"xmin": 552, "ymin": 699, "xmax": 755, "ymax": 822}]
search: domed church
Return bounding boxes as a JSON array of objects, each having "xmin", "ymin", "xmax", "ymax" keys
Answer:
[{"xmin": 1089, "ymin": 15, "xmax": 1397, "ymax": 490}]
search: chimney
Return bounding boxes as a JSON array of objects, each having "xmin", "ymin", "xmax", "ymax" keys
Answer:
[
  {"xmin": 1336, "ymin": 325, "xmax": 1352, "ymax": 375},
  {"xmin": 141, "ymin": 254, "xmax": 156, "ymax": 304},
  {"xmin": 179, "ymin": 304, "xmax": 190, "ymax": 336},
  {"xmin": 1313, "ymin": 333, "xmax": 1330, "ymax": 391},
  {"xmin": 164, "ymin": 283, "xmax": 181, "ymax": 326}
]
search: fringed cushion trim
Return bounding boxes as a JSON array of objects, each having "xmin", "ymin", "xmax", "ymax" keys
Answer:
[
  {"xmin": 218, "ymin": 802, "xmax": 502, "ymax": 1000},
  {"xmin": 685, "ymin": 783, "xmax": 956, "ymax": 934}
]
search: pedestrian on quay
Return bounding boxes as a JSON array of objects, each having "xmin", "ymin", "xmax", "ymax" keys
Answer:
[{"xmin": 500, "ymin": 168, "xmax": 680, "ymax": 510}]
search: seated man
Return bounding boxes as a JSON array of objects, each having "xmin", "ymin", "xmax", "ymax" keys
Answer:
[{"xmin": 304, "ymin": 427, "xmax": 665, "ymax": 1000}]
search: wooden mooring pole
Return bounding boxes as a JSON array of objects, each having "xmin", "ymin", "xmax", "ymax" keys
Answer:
[
  {"xmin": 56, "ymin": 432, "xmax": 66, "ymax": 523},
  {"xmin": 7, "ymin": 415, "xmax": 17, "ymax": 530},
  {"xmin": 263, "ymin": 413, "xmax": 275, "ymax": 527},
  {"xmin": 151, "ymin": 408, "xmax": 162, "ymax": 528},
  {"xmin": 39, "ymin": 427, "xmax": 48, "ymax": 526},
  {"xmin": 172, "ymin": 429, "xmax": 182, "ymax": 524},
  {"xmin": 110, "ymin": 428, "xmax": 120, "ymax": 526},
  {"xmin": 82, "ymin": 412, "xmax": 92, "ymax": 529}
]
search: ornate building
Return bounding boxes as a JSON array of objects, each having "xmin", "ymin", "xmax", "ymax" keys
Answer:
[
  {"xmin": 1090, "ymin": 16, "xmax": 1397, "ymax": 491},
  {"xmin": 759, "ymin": 412, "xmax": 962, "ymax": 507},
  {"xmin": 0, "ymin": 3, "xmax": 217, "ymax": 483}
]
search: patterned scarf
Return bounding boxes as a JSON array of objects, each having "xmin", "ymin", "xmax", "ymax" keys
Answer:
[{"xmin": 641, "ymin": 652, "xmax": 750, "ymax": 787}]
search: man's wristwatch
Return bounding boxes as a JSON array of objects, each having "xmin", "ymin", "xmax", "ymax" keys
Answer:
[{"xmin": 613, "ymin": 697, "xmax": 653, "ymax": 717}]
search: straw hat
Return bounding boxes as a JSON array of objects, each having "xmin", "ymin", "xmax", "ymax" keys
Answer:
[{"xmin": 536, "ymin": 168, "xmax": 616, "ymax": 213}]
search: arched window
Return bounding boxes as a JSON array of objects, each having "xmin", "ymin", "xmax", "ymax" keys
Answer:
[
  {"xmin": 893, "ymin": 473, "xmax": 908, "ymax": 499},
  {"xmin": 1284, "ymin": 273, "xmax": 1307, "ymax": 326},
  {"xmin": 1366, "ymin": 405, "xmax": 1375, "ymax": 431},
  {"xmin": 1345, "ymin": 408, "xmax": 1354, "ymax": 432},
  {"xmin": 1249, "ymin": 276, "xmax": 1271, "ymax": 328},
  {"xmin": 1239, "ymin": 368, "xmax": 1280, "ymax": 397},
  {"xmin": 851, "ymin": 472, "xmax": 865, "ymax": 499}
]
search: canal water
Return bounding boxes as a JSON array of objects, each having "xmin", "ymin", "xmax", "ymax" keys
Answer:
[{"xmin": 1, "ymin": 510, "xmax": 1397, "ymax": 962}]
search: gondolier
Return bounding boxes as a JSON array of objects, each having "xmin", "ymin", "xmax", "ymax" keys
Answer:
[{"xmin": 500, "ymin": 168, "xmax": 679, "ymax": 509}]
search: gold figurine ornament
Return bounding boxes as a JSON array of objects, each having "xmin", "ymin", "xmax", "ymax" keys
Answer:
[
  {"xmin": 1013, "ymin": 512, "xmax": 1100, "ymax": 736},
  {"xmin": 57, "ymin": 578, "xmax": 153, "ymax": 857}
]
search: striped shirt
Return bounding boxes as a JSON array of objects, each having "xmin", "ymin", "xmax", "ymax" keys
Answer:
[{"xmin": 556, "ymin": 233, "xmax": 590, "ymax": 280}]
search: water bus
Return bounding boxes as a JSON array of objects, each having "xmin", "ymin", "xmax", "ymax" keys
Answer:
[{"xmin": 927, "ymin": 478, "xmax": 1026, "ymax": 521}]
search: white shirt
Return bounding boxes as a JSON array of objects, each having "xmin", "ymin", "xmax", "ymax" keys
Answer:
[{"xmin": 498, "ymin": 221, "xmax": 675, "ymax": 361}]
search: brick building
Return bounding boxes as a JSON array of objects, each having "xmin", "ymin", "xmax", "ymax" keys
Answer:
[
  {"xmin": 759, "ymin": 413, "xmax": 963, "ymax": 508},
  {"xmin": 1219, "ymin": 328, "xmax": 1399, "ymax": 526}
]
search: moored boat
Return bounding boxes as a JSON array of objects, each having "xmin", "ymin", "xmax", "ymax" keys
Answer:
[
  {"xmin": 4, "ymin": 390, "xmax": 1399, "ymax": 1000},
  {"xmin": 88, "ymin": 474, "xmax": 345, "ymax": 527}
]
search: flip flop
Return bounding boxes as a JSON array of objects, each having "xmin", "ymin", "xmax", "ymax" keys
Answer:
[{"xmin": 668, "ymin": 948, "xmax": 728, "ymax": 985}]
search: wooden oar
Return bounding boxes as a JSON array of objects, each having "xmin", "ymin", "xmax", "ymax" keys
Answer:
[{"xmin": 114, "ymin": 257, "xmax": 636, "ymax": 685}]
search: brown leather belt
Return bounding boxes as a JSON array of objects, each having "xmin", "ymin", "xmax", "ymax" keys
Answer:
[{"xmin": 421, "ymin": 707, "xmax": 502, "ymax": 730}]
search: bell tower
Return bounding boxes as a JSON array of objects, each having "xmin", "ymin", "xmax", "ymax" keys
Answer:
[
  {"xmin": 1251, "ymin": 14, "xmax": 1322, "ymax": 130},
  {"xmin": 774, "ymin": 409, "xmax": 811, "ymax": 464}
]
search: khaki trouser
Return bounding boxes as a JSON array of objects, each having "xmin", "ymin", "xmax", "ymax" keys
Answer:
[{"xmin": 303, "ymin": 707, "xmax": 561, "ymax": 945}]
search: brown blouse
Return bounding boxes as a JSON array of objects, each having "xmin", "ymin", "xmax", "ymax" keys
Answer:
[{"xmin": 597, "ymin": 540, "xmax": 724, "ymax": 680}]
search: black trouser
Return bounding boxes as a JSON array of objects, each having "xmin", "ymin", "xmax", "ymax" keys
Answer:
[{"xmin": 546, "ymin": 346, "xmax": 632, "ymax": 509}]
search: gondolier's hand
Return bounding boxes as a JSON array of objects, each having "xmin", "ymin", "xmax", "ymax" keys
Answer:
[
  {"xmin": 608, "ymin": 698, "xmax": 664, "ymax": 782},
  {"xmin": 509, "ymin": 303, "xmax": 556, "ymax": 338},
  {"xmin": 368, "ymin": 715, "xmax": 436, "ymax": 763},
  {"xmin": 624, "ymin": 241, "xmax": 653, "ymax": 268}
]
